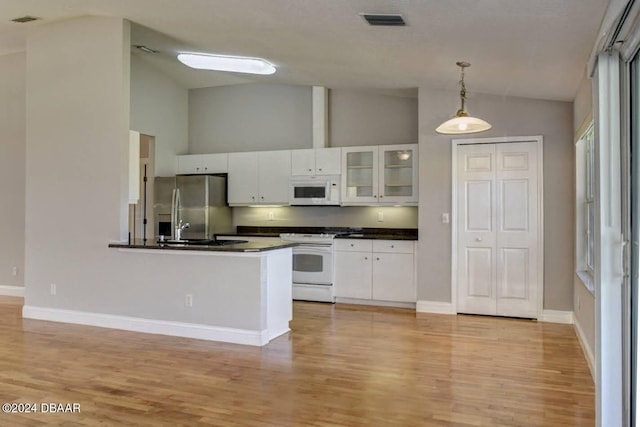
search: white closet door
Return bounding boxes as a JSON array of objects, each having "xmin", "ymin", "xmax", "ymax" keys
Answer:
[
  {"xmin": 456, "ymin": 144, "xmax": 497, "ymax": 315},
  {"xmin": 456, "ymin": 141, "xmax": 540, "ymax": 318},
  {"xmin": 495, "ymin": 142, "xmax": 539, "ymax": 318}
]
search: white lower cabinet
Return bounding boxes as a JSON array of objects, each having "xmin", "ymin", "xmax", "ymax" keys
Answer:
[
  {"xmin": 335, "ymin": 239, "xmax": 416, "ymax": 304},
  {"xmin": 335, "ymin": 248, "xmax": 373, "ymax": 299}
]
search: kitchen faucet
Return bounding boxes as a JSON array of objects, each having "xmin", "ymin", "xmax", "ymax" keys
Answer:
[{"xmin": 175, "ymin": 220, "xmax": 190, "ymax": 240}]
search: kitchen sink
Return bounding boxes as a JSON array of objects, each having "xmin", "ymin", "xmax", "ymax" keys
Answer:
[{"xmin": 158, "ymin": 239, "xmax": 248, "ymax": 246}]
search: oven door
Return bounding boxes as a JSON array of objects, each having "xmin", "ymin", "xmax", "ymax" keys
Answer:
[{"xmin": 292, "ymin": 245, "xmax": 333, "ymax": 285}]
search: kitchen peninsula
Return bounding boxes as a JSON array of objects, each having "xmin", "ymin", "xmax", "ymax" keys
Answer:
[{"xmin": 30, "ymin": 240, "xmax": 296, "ymax": 347}]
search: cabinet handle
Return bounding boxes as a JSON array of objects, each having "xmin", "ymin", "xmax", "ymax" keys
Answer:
[
  {"xmin": 308, "ymin": 168, "xmax": 312, "ymax": 172},
  {"xmin": 252, "ymin": 196, "xmax": 255, "ymax": 200},
  {"xmin": 365, "ymin": 257, "xmax": 368, "ymax": 260},
  {"xmin": 204, "ymin": 167, "xmax": 208, "ymax": 171},
  {"xmin": 475, "ymin": 237, "xmax": 482, "ymax": 242},
  {"xmin": 380, "ymin": 195, "xmax": 384, "ymax": 198},
  {"xmin": 391, "ymin": 245, "xmax": 394, "ymax": 248},
  {"xmin": 318, "ymin": 168, "xmax": 323, "ymax": 171},
  {"xmin": 376, "ymin": 257, "xmax": 380, "ymax": 261},
  {"xmin": 350, "ymin": 243, "xmax": 354, "ymax": 247},
  {"xmin": 261, "ymin": 196, "xmax": 264, "ymax": 200}
]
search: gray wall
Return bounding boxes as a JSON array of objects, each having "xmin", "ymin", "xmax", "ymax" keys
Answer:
[
  {"xmin": 330, "ymin": 89, "xmax": 418, "ymax": 147},
  {"xmin": 418, "ymin": 87, "xmax": 575, "ymax": 311},
  {"xmin": 574, "ymin": 73, "xmax": 593, "ymax": 133},
  {"xmin": 0, "ymin": 52, "xmax": 25, "ymax": 288},
  {"xmin": 188, "ymin": 85, "xmax": 419, "ymax": 153},
  {"xmin": 130, "ymin": 55, "xmax": 188, "ymax": 177},
  {"xmin": 25, "ymin": 16, "xmax": 132, "ymax": 308},
  {"xmin": 233, "ymin": 206, "xmax": 418, "ymax": 228},
  {"xmin": 189, "ymin": 83, "xmax": 312, "ymax": 153}
]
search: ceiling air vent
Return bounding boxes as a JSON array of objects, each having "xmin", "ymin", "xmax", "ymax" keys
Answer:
[
  {"xmin": 361, "ymin": 13, "xmax": 406, "ymax": 26},
  {"xmin": 11, "ymin": 16, "xmax": 40, "ymax": 23}
]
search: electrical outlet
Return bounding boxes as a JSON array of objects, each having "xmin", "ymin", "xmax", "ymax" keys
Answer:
[
  {"xmin": 11, "ymin": 266, "xmax": 17, "ymax": 276},
  {"xmin": 268, "ymin": 211, "xmax": 275, "ymax": 221},
  {"xmin": 185, "ymin": 294, "xmax": 193, "ymax": 307},
  {"xmin": 50, "ymin": 283, "xmax": 57, "ymax": 295},
  {"xmin": 377, "ymin": 211, "xmax": 384, "ymax": 222},
  {"xmin": 441, "ymin": 213, "xmax": 450, "ymax": 224}
]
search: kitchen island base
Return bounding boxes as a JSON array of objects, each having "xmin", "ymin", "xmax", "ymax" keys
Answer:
[{"xmin": 23, "ymin": 247, "xmax": 293, "ymax": 347}]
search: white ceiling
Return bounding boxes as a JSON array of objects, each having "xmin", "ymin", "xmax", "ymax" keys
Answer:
[{"xmin": 0, "ymin": 0, "xmax": 609, "ymax": 101}]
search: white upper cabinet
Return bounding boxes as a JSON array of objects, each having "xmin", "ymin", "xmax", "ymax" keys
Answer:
[
  {"xmin": 177, "ymin": 153, "xmax": 228, "ymax": 174},
  {"xmin": 228, "ymin": 152, "xmax": 259, "ymax": 205},
  {"xmin": 291, "ymin": 149, "xmax": 315, "ymax": 176},
  {"xmin": 291, "ymin": 147, "xmax": 341, "ymax": 176},
  {"xmin": 378, "ymin": 144, "xmax": 418, "ymax": 205},
  {"xmin": 258, "ymin": 151, "xmax": 291, "ymax": 203},
  {"xmin": 341, "ymin": 144, "xmax": 418, "ymax": 205},
  {"xmin": 341, "ymin": 146, "xmax": 379, "ymax": 204},
  {"xmin": 228, "ymin": 150, "xmax": 291, "ymax": 205}
]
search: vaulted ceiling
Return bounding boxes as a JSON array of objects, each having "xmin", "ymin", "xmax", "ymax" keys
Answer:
[{"xmin": 0, "ymin": 0, "xmax": 609, "ymax": 101}]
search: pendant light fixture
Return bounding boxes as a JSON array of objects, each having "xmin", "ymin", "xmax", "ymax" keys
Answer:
[{"xmin": 435, "ymin": 61, "xmax": 491, "ymax": 135}]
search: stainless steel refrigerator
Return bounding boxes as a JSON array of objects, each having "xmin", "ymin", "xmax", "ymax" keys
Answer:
[{"xmin": 154, "ymin": 175, "xmax": 232, "ymax": 240}]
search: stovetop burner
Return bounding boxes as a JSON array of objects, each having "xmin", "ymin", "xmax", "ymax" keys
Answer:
[{"xmin": 279, "ymin": 233, "xmax": 337, "ymax": 243}]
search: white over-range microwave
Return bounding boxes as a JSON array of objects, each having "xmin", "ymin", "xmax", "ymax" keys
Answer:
[{"xmin": 289, "ymin": 175, "xmax": 340, "ymax": 205}]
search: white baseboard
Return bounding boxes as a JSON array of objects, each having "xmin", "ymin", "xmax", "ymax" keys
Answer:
[
  {"xmin": 22, "ymin": 305, "xmax": 282, "ymax": 347},
  {"xmin": 416, "ymin": 300, "xmax": 456, "ymax": 314},
  {"xmin": 335, "ymin": 298, "xmax": 415, "ymax": 309},
  {"xmin": 540, "ymin": 310, "xmax": 574, "ymax": 324},
  {"xmin": 573, "ymin": 316, "xmax": 595, "ymax": 379},
  {"xmin": 0, "ymin": 285, "xmax": 24, "ymax": 297}
]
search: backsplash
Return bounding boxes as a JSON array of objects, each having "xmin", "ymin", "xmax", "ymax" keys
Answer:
[{"xmin": 232, "ymin": 206, "xmax": 418, "ymax": 228}]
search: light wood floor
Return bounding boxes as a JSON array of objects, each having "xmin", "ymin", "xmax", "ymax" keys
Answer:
[{"xmin": 0, "ymin": 296, "xmax": 593, "ymax": 426}]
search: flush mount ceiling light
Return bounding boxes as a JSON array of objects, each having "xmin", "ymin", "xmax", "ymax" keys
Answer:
[
  {"xmin": 435, "ymin": 61, "xmax": 492, "ymax": 135},
  {"xmin": 177, "ymin": 53, "xmax": 276, "ymax": 75}
]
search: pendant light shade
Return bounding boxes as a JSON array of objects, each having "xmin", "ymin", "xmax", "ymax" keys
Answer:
[{"xmin": 436, "ymin": 62, "xmax": 491, "ymax": 135}]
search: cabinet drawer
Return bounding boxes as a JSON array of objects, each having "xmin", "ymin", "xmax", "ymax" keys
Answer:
[
  {"xmin": 372, "ymin": 240, "xmax": 414, "ymax": 254},
  {"xmin": 335, "ymin": 239, "xmax": 373, "ymax": 252}
]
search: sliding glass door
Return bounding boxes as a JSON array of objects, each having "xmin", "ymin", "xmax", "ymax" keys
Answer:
[{"xmin": 629, "ymin": 50, "xmax": 640, "ymax": 427}]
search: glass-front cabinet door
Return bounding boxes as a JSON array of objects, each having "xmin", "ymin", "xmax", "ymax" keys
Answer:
[
  {"xmin": 379, "ymin": 144, "xmax": 418, "ymax": 204},
  {"xmin": 341, "ymin": 147, "xmax": 379, "ymax": 204}
]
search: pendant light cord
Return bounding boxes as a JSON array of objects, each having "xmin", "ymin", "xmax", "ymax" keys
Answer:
[{"xmin": 459, "ymin": 65, "xmax": 466, "ymax": 112}]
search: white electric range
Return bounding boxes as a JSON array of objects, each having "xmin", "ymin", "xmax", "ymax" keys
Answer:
[{"xmin": 279, "ymin": 233, "xmax": 337, "ymax": 303}]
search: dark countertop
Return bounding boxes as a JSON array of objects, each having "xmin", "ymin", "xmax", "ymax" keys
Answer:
[
  {"xmin": 217, "ymin": 226, "xmax": 418, "ymax": 241},
  {"xmin": 108, "ymin": 239, "xmax": 297, "ymax": 253},
  {"xmin": 334, "ymin": 233, "xmax": 417, "ymax": 241}
]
